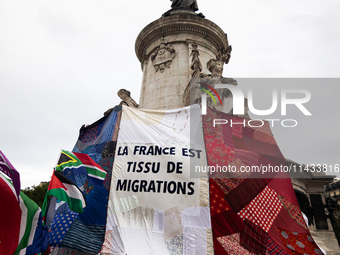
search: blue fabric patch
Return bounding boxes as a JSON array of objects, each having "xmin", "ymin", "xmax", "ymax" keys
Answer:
[
  {"xmin": 60, "ymin": 219, "xmax": 106, "ymax": 253},
  {"xmin": 78, "ymin": 185, "xmax": 108, "ymax": 225},
  {"xmin": 49, "ymin": 213, "xmax": 77, "ymax": 248}
]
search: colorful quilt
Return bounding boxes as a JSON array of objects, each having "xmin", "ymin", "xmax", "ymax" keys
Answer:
[
  {"xmin": 46, "ymin": 106, "xmax": 121, "ymax": 254},
  {"xmin": 99, "ymin": 105, "xmax": 323, "ymax": 255},
  {"xmin": 44, "ymin": 104, "xmax": 324, "ymax": 255},
  {"xmin": 203, "ymin": 107, "xmax": 323, "ymax": 255}
]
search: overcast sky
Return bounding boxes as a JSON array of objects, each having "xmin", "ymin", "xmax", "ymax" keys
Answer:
[{"xmin": 1, "ymin": 0, "xmax": 339, "ymax": 189}]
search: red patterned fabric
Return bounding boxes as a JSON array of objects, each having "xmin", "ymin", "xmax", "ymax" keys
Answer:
[
  {"xmin": 210, "ymin": 179, "xmax": 231, "ymax": 216},
  {"xmin": 224, "ymin": 178, "xmax": 267, "ymax": 213},
  {"xmin": 268, "ymin": 176, "xmax": 300, "ymax": 207},
  {"xmin": 268, "ymin": 207, "xmax": 307, "ymax": 253},
  {"xmin": 211, "ymin": 210, "xmax": 243, "ymax": 238},
  {"xmin": 279, "ymin": 229, "xmax": 324, "ymax": 255},
  {"xmin": 245, "ymin": 119, "xmax": 273, "ymax": 136},
  {"xmin": 214, "ymin": 177, "xmax": 244, "ymax": 195},
  {"xmin": 217, "ymin": 234, "xmax": 257, "ymax": 255},
  {"xmin": 267, "ymin": 236, "xmax": 289, "ymax": 255},
  {"xmin": 278, "ymin": 195, "xmax": 307, "ymax": 230},
  {"xmin": 202, "ymin": 107, "xmax": 319, "ymax": 255},
  {"xmin": 238, "ymin": 186, "xmax": 282, "ymax": 232},
  {"xmin": 240, "ymin": 219, "xmax": 268, "ymax": 254},
  {"xmin": 204, "ymin": 133, "xmax": 235, "ymax": 166}
]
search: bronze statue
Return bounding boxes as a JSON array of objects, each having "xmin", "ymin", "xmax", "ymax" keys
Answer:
[{"xmin": 170, "ymin": 0, "xmax": 198, "ymax": 12}]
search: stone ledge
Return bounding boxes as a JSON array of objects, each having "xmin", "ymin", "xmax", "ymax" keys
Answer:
[{"xmin": 135, "ymin": 14, "xmax": 229, "ymax": 63}]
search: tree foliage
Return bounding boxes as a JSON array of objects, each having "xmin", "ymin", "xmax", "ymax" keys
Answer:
[{"xmin": 22, "ymin": 182, "xmax": 49, "ymax": 208}]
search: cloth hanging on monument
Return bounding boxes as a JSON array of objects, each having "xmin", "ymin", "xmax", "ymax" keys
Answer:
[
  {"xmin": 45, "ymin": 106, "xmax": 121, "ymax": 254},
  {"xmin": 202, "ymin": 107, "xmax": 323, "ymax": 255},
  {"xmin": 43, "ymin": 104, "xmax": 323, "ymax": 255},
  {"xmin": 101, "ymin": 105, "xmax": 212, "ymax": 255}
]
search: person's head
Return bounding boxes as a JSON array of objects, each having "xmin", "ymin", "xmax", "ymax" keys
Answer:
[
  {"xmin": 207, "ymin": 59, "xmax": 223, "ymax": 77},
  {"xmin": 117, "ymin": 89, "xmax": 130, "ymax": 100}
]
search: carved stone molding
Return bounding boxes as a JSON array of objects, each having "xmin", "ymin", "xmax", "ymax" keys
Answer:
[
  {"xmin": 150, "ymin": 37, "xmax": 176, "ymax": 73},
  {"xmin": 218, "ymin": 45, "xmax": 232, "ymax": 64},
  {"xmin": 135, "ymin": 14, "xmax": 229, "ymax": 65}
]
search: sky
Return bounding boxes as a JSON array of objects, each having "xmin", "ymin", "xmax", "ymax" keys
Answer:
[{"xmin": 0, "ymin": 0, "xmax": 339, "ymax": 189}]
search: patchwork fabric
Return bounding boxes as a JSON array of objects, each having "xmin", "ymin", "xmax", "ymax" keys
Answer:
[
  {"xmin": 165, "ymin": 234, "xmax": 183, "ymax": 255},
  {"xmin": 238, "ymin": 186, "xmax": 283, "ymax": 232},
  {"xmin": 243, "ymin": 135, "xmax": 283, "ymax": 158},
  {"xmin": 214, "ymin": 177, "xmax": 245, "ymax": 196},
  {"xmin": 45, "ymin": 106, "xmax": 122, "ymax": 254},
  {"xmin": 245, "ymin": 119, "xmax": 273, "ymax": 136},
  {"xmin": 204, "ymin": 133, "xmax": 235, "ymax": 166},
  {"xmin": 211, "ymin": 210, "xmax": 243, "ymax": 238},
  {"xmin": 210, "ymin": 157, "xmax": 250, "ymax": 180},
  {"xmin": 217, "ymin": 233, "xmax": 256, "ymax": 255},
  {"xmin": 232, "ymin": 135, "xmax": 248, "ymax": 150},
  {"xmin": 240, "ymin": 218, "xmax": 268, "ymax": 254},
  {"xmin": 202, "ymin": 109, "xmax": 235, "ymax": 149},
  {"xmin": 232, "ymin": 123, "xmax": 243, "ymax": 138},
  {"xmin": 49, "ymin": 213, "xmax": 77, "ymax": 247},
  {"xmin": 61, "ymin": 219, "xmax": 106, "ymax": 253},
  {"xmin": 278, "ymin": 194, "xmax": 307, "ymax": 230},
  {"xmin": 209, "ymin": 179, "xmax": 231, "ymax": 216},
  {"xmin": 268, "ymin": 206, "xmax": 308, "ymax": 253},
  {"xmin": 164, "ymin": 207, "xmax": 183, "ymax": 240},
  {"xmin": 279, "ymin": 229, "xmax": 324, "ymax": 255},
  {"xmin": 267, "ymin": 236, "xmax": 289, "ymax": 255},
  {"xmin": 224, "ymin": 178, "xmax": 267, "ymax": 213},
  {"xmin": 202, "ymin": 107, "xmax": 318, "ymax": 255},
  {"xmin": 252, "ymin": 130, "xmax": 277, "ymax": 145},
  {"xmin": 44, "ymin": 104, "xmax": 322, "ymax": 255},
  {"xmin": 73, "ymin": 106, "xmax": 121, "ymax": 164},
  {"xmin": 234, "ymin": 149, "xmax": 261, "ymax": 167},
  {"xmin": 99, "ymin": 157, "xmax": 115, "ymax": 190}
]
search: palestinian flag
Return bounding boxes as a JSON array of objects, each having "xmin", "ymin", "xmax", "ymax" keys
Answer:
[
  {"xmin": 42, "ymin": 171, "xmax": 86, "ymax": 220},
  {"xmin": 56, "ymin": 150, "xmax": 107, "ymax": 187}
]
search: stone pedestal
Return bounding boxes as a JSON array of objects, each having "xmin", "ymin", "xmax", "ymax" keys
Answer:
[{"xmin": 135, "ymin": 13, "xmax": 229, "ymax": 109}]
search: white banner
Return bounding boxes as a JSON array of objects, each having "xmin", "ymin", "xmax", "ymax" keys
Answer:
[{"xmin": 101, "ymin": 105, "xmax": 213, "ymax": 255}]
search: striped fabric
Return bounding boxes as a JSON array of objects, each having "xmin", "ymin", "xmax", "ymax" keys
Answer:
[{"xmin": 60, "ymin": 219, "xmax": 105, "ymax": 253}]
